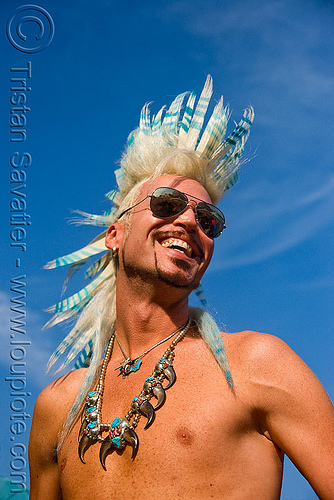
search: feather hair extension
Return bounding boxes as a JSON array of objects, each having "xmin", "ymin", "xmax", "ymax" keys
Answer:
[
  {"xmin": 151, "ymin": 106, "xmax": 165, "ymax": 135},
  {"xmin": 196, "ymin": 98, "xmax": 228, "ymax": 157},
  {"xmin": 140, "ymin": 102, "xmax": 154, "ymax": 135},
  {"xmin": 194, "ymin": 284, "xmax": 207, "ymax": 309},
  {"xmin": 61, "ymin": 259, "xmax": 90, "ymax": 296},
  {"xmin": 43, "ymin": 299, "xmax": 90, "ymax": 329},
  {"xmin": 44, "ymin": 231, "xmax": 107, "ymax": 269},
  {"xmin": 183, "ymin": 75, "xmax": 213, "ymax": 150},
  {"xmin": 47, "ymin": 264, "xmax": 112, "ymax": 314},
  {"xmin": 47, "ymin": 327, "xmax": 81, "ymax": 372},
  {"xmin": 162, "ymin": 91, "xmax": 189, "ymax": 136},
  {"xmin": 190, "ymin": 307, "xmax": 233, "ymax": 389},
  {"xmin": 85, "ymin": 252, "xmax": 112, "ymax": 279},
  {"xmin": 178, "ymin": 92, "xmax": 196, "ymax": 138},
  {"xmin": 73, "ymin": 339, "xmax": 93, "ymax": 370},
  {"xmin": 210, "ymin": 107, "xmax": 254, "ymax": 168}
]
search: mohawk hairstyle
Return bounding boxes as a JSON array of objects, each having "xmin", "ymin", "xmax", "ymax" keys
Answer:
[{"xmin": 45, "ymin": 76, "xmax": 254, "ymax": 434}]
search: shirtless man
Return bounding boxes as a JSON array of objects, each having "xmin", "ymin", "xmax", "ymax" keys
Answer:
[{"xmin": 29, "ymin": 78, "xmax": 334, "ymax": 499}]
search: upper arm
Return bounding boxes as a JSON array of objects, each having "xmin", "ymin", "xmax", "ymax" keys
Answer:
[
  {"xmin": 29, "ymin": 385, "xmax": 63, "ymax": 499},
  {"xmin": 250, "ymin": 334, "xmax": 334, "ymax": 499}
]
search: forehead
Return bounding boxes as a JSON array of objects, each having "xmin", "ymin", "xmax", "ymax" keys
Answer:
[{"xmin": 141, "ymin": 175, "xmax": 213, "ymax": 203}]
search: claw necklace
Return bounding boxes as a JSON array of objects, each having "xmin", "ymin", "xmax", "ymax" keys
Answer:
[
  {"xmin": 78, "ymin": 319, "xmax": 190, "ymax": 469},
  {"xmin": 114, "ymin": 323, "xmax": 188, "ymax": 378}
]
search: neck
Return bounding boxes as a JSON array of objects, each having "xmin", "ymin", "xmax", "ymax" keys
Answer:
[{"xmin": 115, "ymin": 273, "xmax": 191, "ymax": 355}]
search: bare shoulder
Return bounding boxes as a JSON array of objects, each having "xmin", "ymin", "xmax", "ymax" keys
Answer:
[
  {"xmin": 223, "ymin": 329, "xmax": 317, "ymax": 384},
  {"xmin": 33, "ymin": 368, "xmax": 86, "ymax": 435},
  {"xmin": 222, "ymin": 329, "xmax": 333, "ymax": 423},
  {"xmin": 29, "ymin": 369, "xmax": 87, "ymax": 499},
  {"xmin": 223, "ymin": 330, "xmax": 334, "ymax": 499},
  {"xmin": 223, "ymin": 328, "xmax": 295, "ymax": 357}
]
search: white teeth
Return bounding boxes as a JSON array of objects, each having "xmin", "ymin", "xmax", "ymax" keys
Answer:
[{"xmin": 161, "ymin": 238, "xmax": 192, "ymax": 257}]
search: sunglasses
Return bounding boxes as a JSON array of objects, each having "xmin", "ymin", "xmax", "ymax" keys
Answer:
[{"xmin": 118, "ymin": 186, "xmax": 226, "ymax": 238}]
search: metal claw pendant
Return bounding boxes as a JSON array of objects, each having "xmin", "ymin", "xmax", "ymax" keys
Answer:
[
  {"xmin": 131, "ymin": 397, "xmax": 155, "ymax": 429},
  {"xmin": 78, "ymin": 419, "xmax": 100, "ymax": 463},
  {"xmin": 99, "ymin": 418, "xmax": 139, "ymax": 469},
  {"xmin": 155, "ymin": 357, "xmax": 176, "ymax": 389},
  {"xmin": 78, "ymin": 433, "xmax": 93, "ymax": 464},
  {"xmin": 143, "ymin": 376, "xmax": 166, "ymax": 410},
  {"xmin": 78, "ymin": 390, "xmax": 101, "ymax": 463},
  {"xmin": 78, "ymin": 417, "xmax": 88, "ymax": 441}
]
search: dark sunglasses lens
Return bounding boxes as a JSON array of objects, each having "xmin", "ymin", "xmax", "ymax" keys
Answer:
[
  {"xmin": 196, "ymin": 203, "xmax": 225, "ymax": 238},
  {"xmin": 150, "ymin": 188, "xmax": 187, "ymax": 218}
]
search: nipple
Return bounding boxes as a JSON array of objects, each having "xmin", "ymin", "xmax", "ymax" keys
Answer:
[{"xmin": 176, "ymin": 427, "xmax": 194, "ymax": 446}]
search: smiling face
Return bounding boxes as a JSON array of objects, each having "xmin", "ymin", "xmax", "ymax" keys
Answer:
[{"xmin": 108, "ymin": 175, "xmax": 215, "ymax": 293}]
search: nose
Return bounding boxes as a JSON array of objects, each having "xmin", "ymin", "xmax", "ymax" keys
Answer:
[{"xmin": 172, "ymin": 203, "xmax": 198, "ymax": 232}]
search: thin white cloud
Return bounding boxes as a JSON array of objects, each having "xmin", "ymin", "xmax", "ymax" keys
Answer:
[
  {"xmin": 155, "ymin": 0, "xmax": 285, "ymax": 34},
  {"xmin": 0, "ymin": 289, "xmax": 59, "ymax": 391},
  {"xmin": 161, "ymin": 0, "xmax": 334, "ymax": 110},
  {"xmin": 209, "ymin": 175, "xmax": 334, "ymax": 270},
  {"xmin": 284, "ymin": 276, "xmax": 334, "ymax": 292}
]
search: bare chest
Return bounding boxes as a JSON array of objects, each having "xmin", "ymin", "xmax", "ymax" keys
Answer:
[{"xmin": 58, "ymin": 342, "xmax": 283, "ymax": 499}]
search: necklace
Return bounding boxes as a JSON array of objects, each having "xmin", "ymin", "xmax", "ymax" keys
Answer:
[
  {"xmin": 78, "ymin": 320, "xmax": 190, "ymax": 469},
  {"xmin": 115, "ymin": 323, "xmax": 188, "ymax": 377}
]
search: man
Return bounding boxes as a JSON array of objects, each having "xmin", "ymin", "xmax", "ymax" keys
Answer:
[{"xmin": 29, "ymin": 77, "xmax": 334, "ymax": 499}]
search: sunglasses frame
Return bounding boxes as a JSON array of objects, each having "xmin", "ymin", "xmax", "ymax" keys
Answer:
[{"xmin": 118, "ymin": 186, "xmax": 226, "ymax": 238}]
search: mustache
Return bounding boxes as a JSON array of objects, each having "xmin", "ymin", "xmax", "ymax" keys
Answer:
[{"xmin": 153, "ymin": 229, "xmax": 204, "ymax": 259}]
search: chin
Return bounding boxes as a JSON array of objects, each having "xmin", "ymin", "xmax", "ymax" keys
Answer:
[{"xmin": 157, "ymin": 265, "xmax": 200, "ymax": 290}]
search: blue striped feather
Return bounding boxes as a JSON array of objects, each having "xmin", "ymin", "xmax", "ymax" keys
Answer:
[
  {"xmin": 62, "ymin": 259, "xmax": 90, "ymax": 295},
  {"xmin": 191, "ymin": 308, "xmax": 233, "ymax": 389},
  {"xmin": 214, "ymin": 149, "xmax": 236, "ymax": 176},
  {"xmin": 47, "ymin": 265, "xmax": 111, "ymax": 313},
  {"xmin": 47, "ymin": 327, "xmax": 81, "ymax": 371},
  {"xmin": 105, "ymin": 189, "xmax": 118, "ymax": 201},
  {"xmin": 114, "ymin": 167, "xmax": 125, "ymax": 189},
  {"xmin": 139, "ymin": 103, "xmax": 153, "ymax": 135},
  {"xmin": 44, "ymin": 232, "xmax": 107, "ymax": 269},
  {"xmin": 101, "ymin": 206, "xmax": 119, "ymax": 219},
  {"xmin": 162, "ymin": 91, "xmax": 188, "ymax": 136},
  {"xmin": 183, "ymin": 75, "xmax": 213, "ymax": 150},
  {"xmin": 44, "ymin": 299, "xmax": 91, "ymax": 329},
  {"xmin": 151, "ymin": 106, "xmax": 165, "ymax": 135},
  {"xmin": 55, "ymin": 330, "xmax": 97, "ymax": 372},
  {"xmin": 224, "ymin": 170, "xmax": 240, "ymax": 191},
  {"xmin": 85, "ymin": 252, "xmax": 112, "ymax": 279},
  {"xmin": 73, "ymin": 339, "xmax": 93, "ymax": 369},
  {"xmin": 194, "ymin": 284, "xmax": 207, "ymax": 308},
  {"xmin": 71, "ymin": 211, "xmax": 111, "ymax": 227},
  {"xmin": 178, "ymin": 93, "xmax": 196, "ymax": 138},
  {"xmin": 210, "ymin": 107, "xmax": 254, "ymax": 169},
  {"xmin": 213, "ymin": 131, "xmax": 250, "ymax": 192},
  {"xmin": 196, "ymin": 99, "xmax": 228, "ymax": 158}
]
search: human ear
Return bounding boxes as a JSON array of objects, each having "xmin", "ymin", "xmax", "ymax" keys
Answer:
[{"xmin": 105, "ymin": 222, "xmax": 125, "ymax": 250}]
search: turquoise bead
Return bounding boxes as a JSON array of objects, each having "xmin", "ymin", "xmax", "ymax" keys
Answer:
[
  {"xmin": 111, "ymin": 417, "xmax": 120, "ymax": 427},
  {"xmin": 112, "ymin": 437, "xmax": 121, "ymax": 449}
]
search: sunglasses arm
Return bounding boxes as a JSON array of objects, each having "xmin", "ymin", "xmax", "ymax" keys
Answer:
[{"xmin": 117, "ymin": 195, "xmax": 149, "ymax": 220}]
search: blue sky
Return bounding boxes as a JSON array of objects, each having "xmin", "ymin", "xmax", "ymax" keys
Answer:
[{"xmin": 1, "ymin": 0, "xmax": 333, "ymax": 498}]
